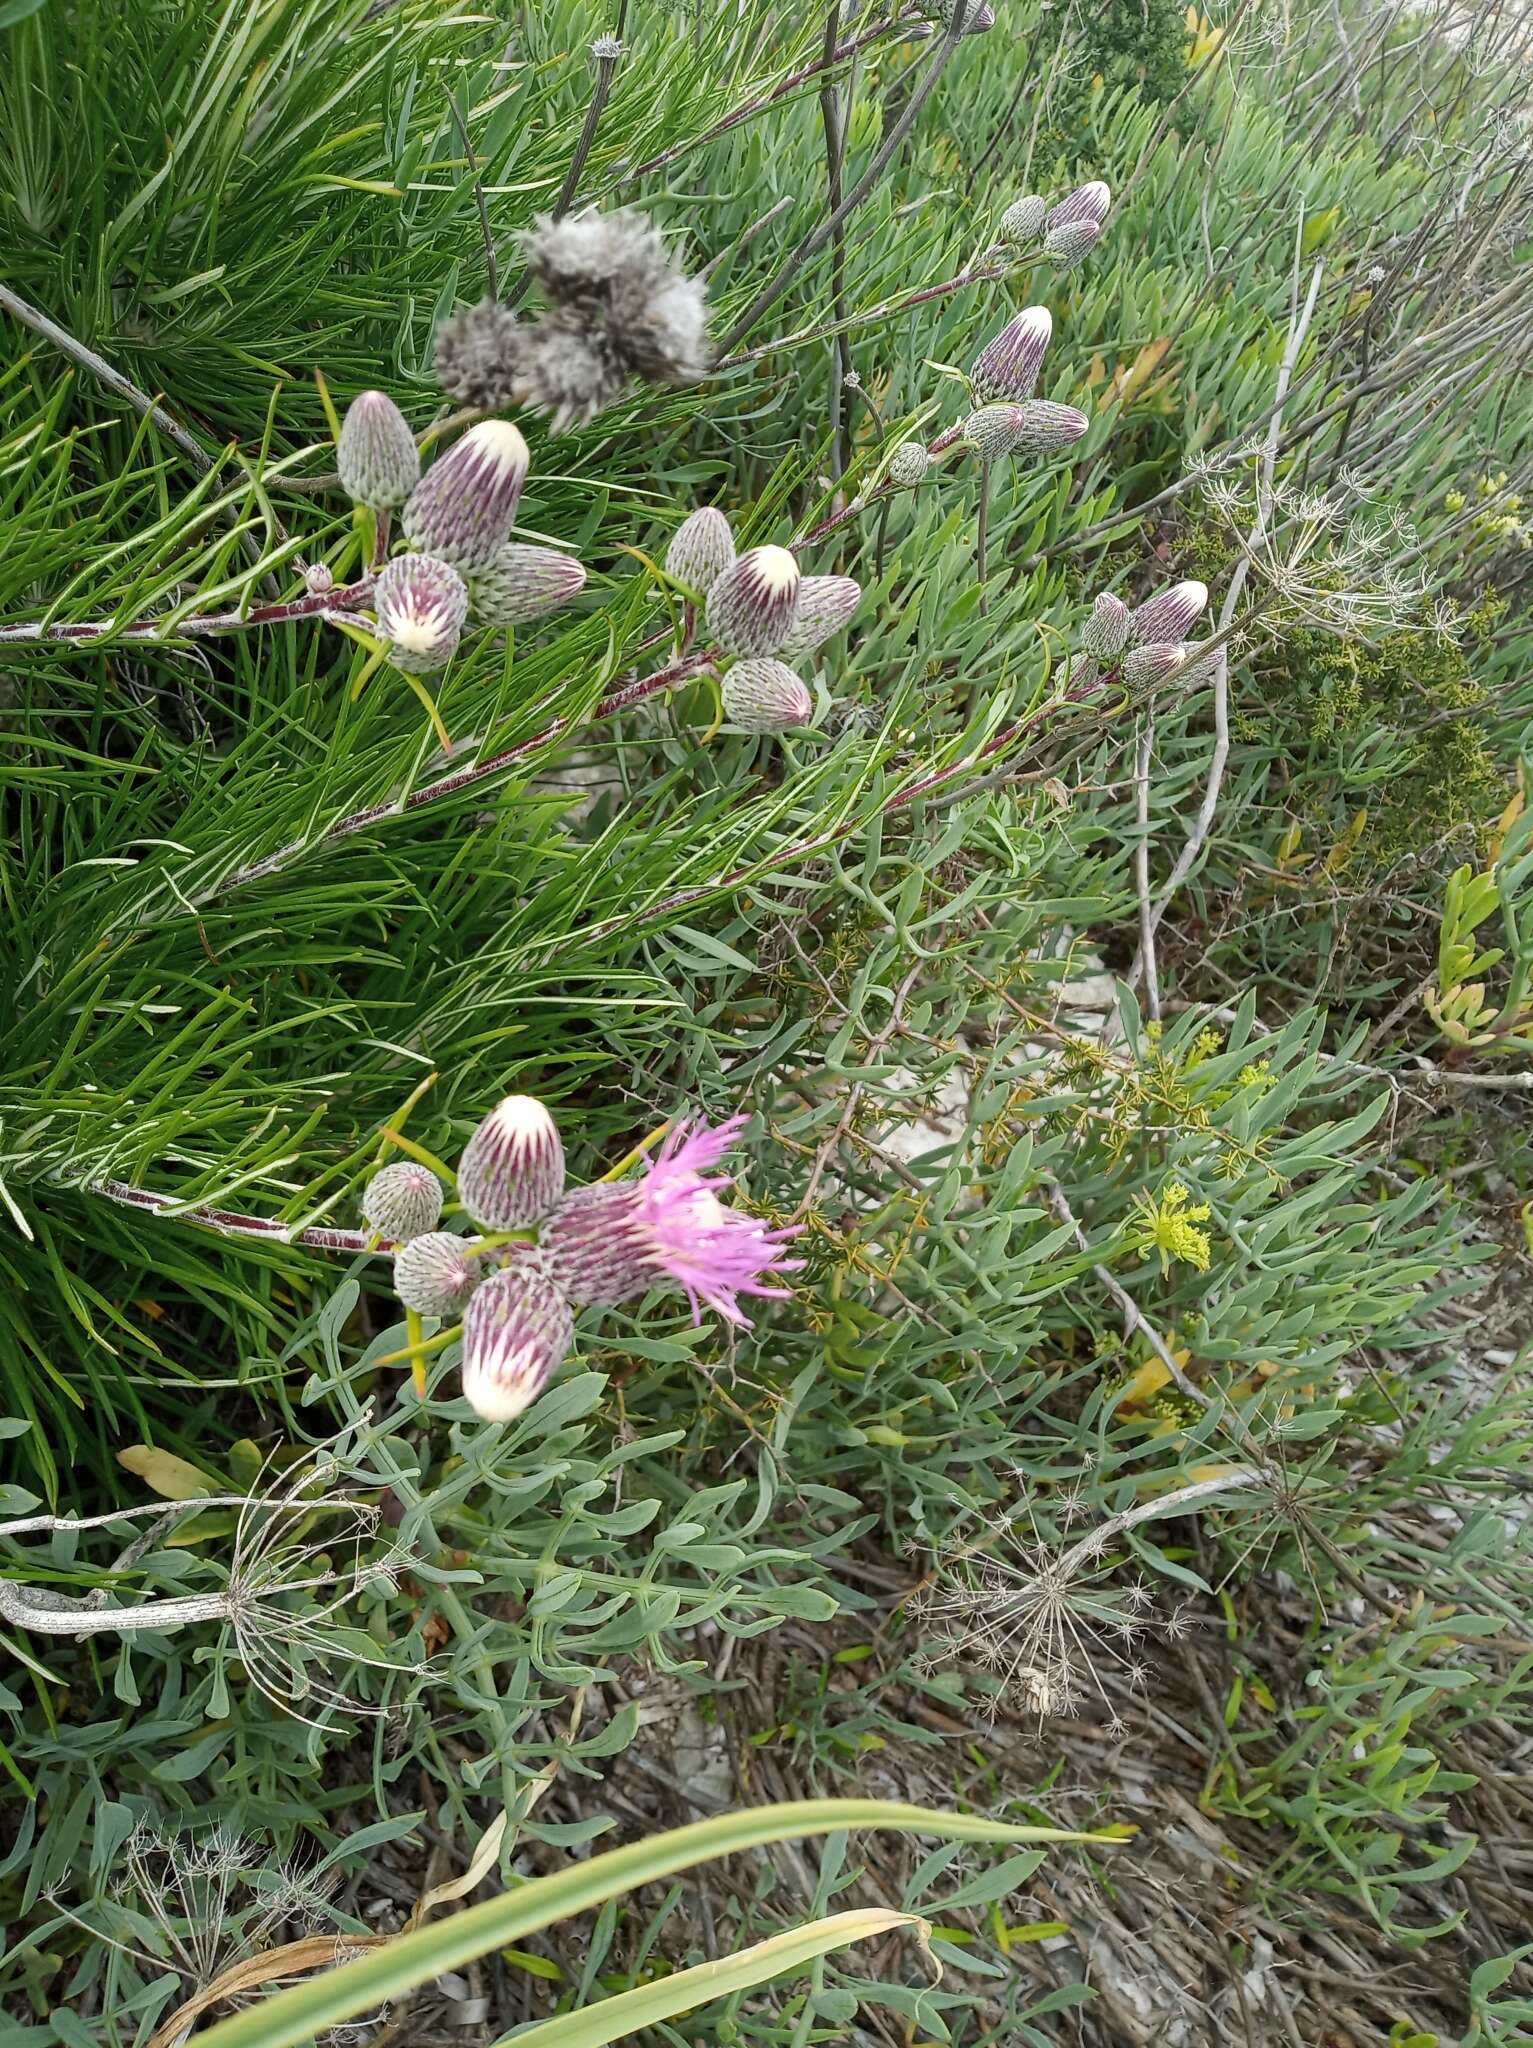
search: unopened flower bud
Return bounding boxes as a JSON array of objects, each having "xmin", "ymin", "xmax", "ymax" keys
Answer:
[
  {"xmin": 965, "ymin": 403, "xmax": 1026, "ymax": 461},
  {"xmin": 1122, "ymin": 643, "xmax": 1188, "ymax": 688},
  {"xmin": 929, "ymin": 0, "xmax": 995, "ymax": 29},
  {"xmin": 1042, "ymin": 219, "xmax": 1101, "ymax": 269},
  {"xmin": 1131, "ymin": 579, "xmax": 1209, "ymax": 646},
  {"xmin": 1000, "ymin": 195, "xmax": 1047, "ymax": 246},
  {"xmin": 470, "ymin": 545, "xmax": 586, "ymax": 628},
  {"xmin": 779, "ymin": 575, "xmax": 861, "ymax": 660},
  {"xmin": 720, "ymin": 658, "xmax": 813, "ymax": 733},
  {"xmin": 402, "ymin": 421, "xmax": 530, "ymax": 571},
  {"xmin": 666, "ymin": 506, "xmax": 736, "ymax": 594},
  {"xmin": 1010, "ymin": 400, "xmax": 1090, "ymax": 454},
  {"xmin": 372, "ymin": 553, "xmax": 468, "ymax": 673},
  {"xmin": 461, "ymin": 1265, "xmax": 574, "ymax": 1422},
  {"xmin": 1071, "ymin": 655, "xmax": 1102, "ymax": 692},
  {"xmin": 1047, "ymin": 180, "xmax": 1111, "ymax": 232},
  {"xmin": 971, "ymin": 306, "xmax": 1052, "ymax": 404},
  {"xmin": 706, "ymin": 544, "xmax": 801, "ymax": 656},
  {"xmin": 1082, "ymin": 591, "xmax": 1132, "ymax": 658},
  {"xmin": 363, "ymin": 1161, "xmax": 444, "ymax": 1242},
  {"xmin": 457, "ymin": 1094, "xmax": 566, "ymax": 1229},
  {"xmin": 304, "ymin": 562, "xmax": 336, "ymax": 594},
  {"xmin": 337, "ymin": 391, "xmax": 420, "ymax": 510},
  {"xmin": 889, "ymin": 441, "xmax": 930, "ymax": 486},
  {"xmin": 393, "ymin": 1231, "xmax": 477, "ymax": 1317}
]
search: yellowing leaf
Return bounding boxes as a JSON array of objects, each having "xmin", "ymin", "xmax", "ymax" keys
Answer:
[
  {"xmin": 116, "ymin": 1445, "xmax": 222, "ymax": 1501},
  {"xmin": 1116, "ymin": 336, "xmax": 1174, "ymax": 410},
  {"xmin": 1302, "ymin": 206, "xmax": 1341, "ymax": 255}
]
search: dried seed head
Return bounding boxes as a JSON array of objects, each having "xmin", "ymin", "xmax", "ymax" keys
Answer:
[
  {"xmin": 705, "ymin": 544, "xmax": 801, "ymax": 656},
  {"xmin": 402, "ymin": 421, "xmax": 530, "ymax": 571},
  {"xmin": 1082, "ymin": 591, "xmax": 1132, "ymax": 658},
  {"xmin": 1000, "ymin": 194, "xmax": 1047, "ymax": 246},
  {"xmin": 1131, "ymin": 579, "xmax": 1209, "ymax": 646},
  {"xmin": 371, "ymin": 554, "xmax": 469, "ymax": 674},
  {"xmin": 1122, "ymin": 643, "xmax": 1188, "ymax": 688},
  {"xmin": 363, "ymin": 1161, "xmax": 445, "ymax": 1242},
  {"xmin": 1010, "ymin": 400, "xmax": 1090, "ymax": 454},
  {"xmin": 337, "ymin": 391, "xmax": 420, "ymax": 510},
  {"xmin": 970, "ymin": 305, "xmax": 1053, "ymax": 404},
  {"xmin": 965, "ymin": 403, "xmax": 1027, "ymax": 462},
  {"xmin": 461, "ymin": 1265, "xmax": 574, "ymax": 1422},
  {"xmin": 666, "ymin": 506, "xmax": 736, "ymax": 594},
  {"xmin": 1047, "ymin": 180, "xmax": 1111, "ymax": 231},
  {"xmin": 779, "ymin": 575, "xmax": 861, "ymax": 660},
  {"xmin": 393, "ymin": 1231, "xmax": 477, "ymax": 1318},
  {"xmin": 1042, "ymin": 219, "xmax": 1101, "ymax": 269},
  {"xmin": 470, "ymin": 545, "xmax": 587, "ymax": 628},
  {"xmin": 457, "ymin": 1094, "xmax": 566, "ymax": 1229},
  {"xmin": 720, "ymin": 658, "xmax": 814, "ymax": 733},
  {"xmin": 434, "ymin": 301, "xmax": 526, "ymax": 410},
  {"xmin": 889, "ymin": 441, "xmax": 931, "ymax": 486}
]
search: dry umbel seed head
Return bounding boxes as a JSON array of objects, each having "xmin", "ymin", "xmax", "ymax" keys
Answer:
[
  {"xmin": 705, "ymin": 544, "xmax": 801, "ymax": 656},
  {"xmin": 337, "ymin": 391, "xmax": 420, "ymax": 511},
  {"xmin": 457, "ymin": 1094, "xmax": 566, "ymax": 1230},
  {"xmin": 362, "ymin": 1161, "xmax": 445, "ymax": 1242},
  {"xmin": 371, "ymin": 554, "xmax": 469, "ymax": 675},
  {"xmin": 402, "ymin": 421, "xmax": 530, "ymax": 572},
  {"xmin": 720, "ymin": 658, "xmax": 814, "ymax": 732}
]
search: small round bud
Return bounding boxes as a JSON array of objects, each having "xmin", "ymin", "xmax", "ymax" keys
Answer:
[
  {"xmin": 1082, "ymin": 591, "xmax": 1132, "ymax": 659},
  {"xmin": 304, "ymin": 562, "xmax": 336, "ymax": 594},
  {"xmin": 470, "ymin": 545, "xmax": 586, "ymax": 628},
  {"xmin": 457, "ymin": 1094, "xmax": 566, "ymax": 1230},
  {"xmin": 970, "ymin": 306, "xmax": 1052, "ymax": 405},
  {"xmin": 363, "ymin": 1161, "xmax": 445, "ymax": 1242},
  {"xmin": 337, "ymin": 391, "xmax": 420, "ymax": 511},
  {"xmin": 1010, "ymin": 400, "xmax": 1090, "ymax": 454},
  {"xmin": 1047, "ymin": 180, "xmax": 1111, "ymax": 232},
  {"xmin": 1042, "ymin": 219, "xmax": 1101, "ymax": 270},
  {"xmin": 1122, "ymin": 644, "xmax": 1188, "ymax": 688},
  {"xmin": 1131, "ymin": 579, "xmax": 1209, "ymax": 646},
  {"xmin": 705, "ymin": 544, "xmax": 801, "ymax": 656},
  {"xmin": 372, "ymin": 553, "xmax": 468, "ymax": 673},
  {"xmin": 1000, "ymin": 195, "xmax": 1047, "ymax": 246},
  {"xmin": 666, "ymin": 507, "xmax": 736, "ymax": 595},
  {"xmin": 928, "ymin": 0, "xmax": 995, "ymax": 30},
  {"xmin": 965, "ymin": 404, "xmax": 1026, "ymax": 461},
  {"xmin": 720, "ymin": 658, "xmax": 813, "ymax": 733},
  {"xmin": 779, "ymin": 575, "xmax": 861, "ymax": 660},
  {"xmin": 393, "ymin": 1231, "xmax": 477, "ymax": 1317},
  {"xmin": 889, "ymin": 441, "xmax": 930, "ymax": 486},
  {"xmin": 461, "ymin": 1265, "xmax": 574, "ymax": 1422},
  {"xmin": 402, "ymin": 421, "xmax": 531, "ymax": 571}
]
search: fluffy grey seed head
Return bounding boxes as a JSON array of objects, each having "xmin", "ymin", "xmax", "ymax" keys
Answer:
[
  {"xmin": 1046, "ymin": 180, "xmax": 1111, "ymax": 231},
  {"xmin": 720, "ymin": 658, "xmax": 814, "ymax": 733},
  {"xmin": 402, "ymin": 421, "xmax": 530, "ymax": 571},
  {"xmin": 1131, "ymin": 580, "xmax": 1209, "ymax": 646},
  {"xmin": 778, "ymin": 575, "xmax": 861, "ymax": 661},
  {"xmin": 1042, "ymin": 219, "xmax": 1101, "ymax": 269},
  {"xmin": 1082, "ymin": 591, "xmax": 1132, "ymax": 659},
  {"xmin": 1122, "ymin": 643, "xmax": 1188, "ymax": 688},
  {"xmin": 666, "ymin": 506, "xmax": 736, "ymax": 594},
  {"xmin": 970, "ymin": 306, "xmax": 1052, "ymax": 405},
  {"xmin": 470, "ymin": 545, "xmax": 587, "ymax": 629},
  {"xmin": 457, "ymin": 1094, "xmax": 566, "ymax": 1230},
  {"xmin": 362, "ymin": 1161, "xmax": 445, "ymax": 1242},
  {"xmin": 1000, "ymin": 194, "xmax": 1047, "ymax": 246},
  {"xmin": 705, "ymin": 544, "xmax": 801, "ymax": 656},
  {"xmin": 393, "ymin": 1231, "xmax": 477, "ymax": 1317},
  {"xmin": 371, "ymin": 554, "xmax": 469, "ymax": 674},
  {"xmin": 889, "ymin": 441, "xmax": 930, "ymax": 486},
  {"xmin": 460, "ymin": 1265, "xmax": 574, "ymax": 1422},
  {"xmin": 965, "ymin": 403, "xmax": 1027, "ymax": 462},
  {"xmin": 434, "ymin": 301, "xmax": 527, "ymax": 410},
  {"xmin": 1010, "ymin": 400, "xmax": 1090, "ymax": 454},
  {"xmin": 337, "ymin": 391, "xmax": 420, "ymax": 510}
]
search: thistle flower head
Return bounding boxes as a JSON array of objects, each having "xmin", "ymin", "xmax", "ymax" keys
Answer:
[
  {"xmin": 542, "ymin": 1116, "xmax": 799, "ymax": 1325},
  {"xmin": 469, "ymin": 545, "xmax": 587, "ymax": 629},
  {"xmin": 362, "ymin": 1160, "xmax": 445, "ymax": 1242},
  {"xmin": 778, "ymin": 574, "xmax": 861, "ymax": 660},
  {"xmin": 970, "ymin": 305, "xmax": 1052, "ymax": 404},
  {"xmin": 666, "ymin": 506, "xmax": 736, "ymax": 594},
  {"xmin": 392, "ymin": 1231, "xmax": 478, "ymax": 1318},
  {"xmin": 720, "ymin": 657, "xmax": 814, "ymax": 733},
  {"xmin": 706, "ymin": 544, "xmax": 801, "ymax": 656},
  {"xmin": 1010, "ymin": 400, "xmax": 1090, "ymax": 454},
  {"xmin": 1122, "ymin": 643, "xmax": 1188, "ymax": 688},
  {"xmin": 1131, "ymin": 579, "xmax": 1209, "ymax": 646},
  {"xmin": 461, "ymin": 1265, "xmax": 574, "ymax": 1422},
  {"xmin": 371, "ymin": 554, "xmax": 469, "ymax": 674},
  {"xmin": 927, "ymin": 0, "xmax": 996, "ymax": 30},
  {"xmin": 457, "ymin": 1094, "xmax": 566, "ymax": 1229},
  {"xmin": 1082, "ymin": 591, "xmax": 1132, "ymax": 659},
  {"xmin": 965, "ymin": 403, "xmax": 1027, "ymax": 462},
  {"xmin": 1000, "ymin": 194, "xmax": 1047, "ymax": 247},
  {"xmin": 1047, "ymin": 180, "xmax": 1111, "ymax": 231},
  {"xmin": 337, "ymin": 391, "xmax": 420, "ymax": 510},
  {"xmin": 1042, "ymin": 219, "xmax": 1101, "ymax": 269},
  {"xmin": 888, "ymin": 441, "xmax": 931, "ymax": 486},
  {"xmin": 402, "ymin": 422, "xmax": 531, "ymax": 572}
]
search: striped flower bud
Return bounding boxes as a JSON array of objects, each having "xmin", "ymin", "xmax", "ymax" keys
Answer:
[
  {"xmin": 1000, "ymin": 195, "xmax": 1047, "ymax": 246},
  {"xmin": 965, "ymin": 404, "xmax": 1025, "ymax": 461},
  {"xmin": 337, "ymin": 391, "xmax": 420, "ymax": 511},
  {"xmin": 1042, "ymin": 219, "xmax": 1101, "ymax": 269},
  {"xmin": 889, "ymin": 441, "xmax": 930, "ymax": 486},
  {"xmin": 1010, "ymin": 400, "xmax": 1090, "ymax": 454},
  {"xmin": 666, "ymin": 506, "xmax": 736, "ymax": 595},
  {"xmin": 393, "ymin": 1231, "xmax": 477, "ymax": 1317},
  {"xmin": 1131, "ymin": 579, "xmax": 1209, "ymax": 647},
  {"xmin": 362, "ymin": 1161, "xmax": 444, "ymax": 1242},
  {"xmin": 929, "ymin": 0, "xmax": 995, "ymax": 29},
  {"xmin": 402, "ymin": 420, "xmax": 530, "ymax": 572},
  {"xmin": 1122, "ymin": 643, "xmax": 1188, "ymax": 688},
  {"xmin": 458, "ymin": 1094, "xmax": 566, "ymax": 1230},
  {"xmin": 1180, "ymin": 640, "xmax": 1226, "ymax": 687},
  {"xmin": 971, "ymin": 305, "xmax": 1052, "ymax": 404},
  {"xmin": 372, "ymin": 553, "xmax": 468, "ymax": 674},
  {"xmin": 1082, "ymin": 592, "xmax": 1132, "ymax": 659},
  {"xmin": 1047, "ymin": 180, "xmax": 1111, "ymax": 232},
  {"xmin": 460, "ymin": 1265, "xmax": 574, "ymax": 1422},
  {"xmin": 720, "ymin": 658, "xmax": 813, "ymax": 733},
  {"xmin": 779, "ymin": 575, "xmax": 861, "ymax": 660},
  {"xmin": 1070, "ymin": 655, "xmax": 1102, "ymax": 692},
  {"xmin": 470, "ymin": 545, "xmax": 586, "ymax": 628},
  {"xmin": 705, "ymin": 544, "xmax": 801, "ymax": 656}
]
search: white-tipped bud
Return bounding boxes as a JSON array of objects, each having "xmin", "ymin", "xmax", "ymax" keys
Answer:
[
  {"xmin": 1047, "ymin": 180, "xmax": 1111, "ymax": 231},
  {"xmin": 1010, "ymin": 400, "xmax": 1090, "ymax": 454},
  {"xmin": 393, "ymin": 1231, "xmax": 478, "ymax": 1317},
  {"xmin": 402, "ymin": 420, "xmax": 530, "ymax": 571},
  {"xmin": 666, "ymin": 506, "xmax": 736, "ymax": 594},
  {"xmin": 1082, "ymin": 591, "xmax": 1132, "ymax": 659},
  {"xmin": 372, "ymin": 553, "xmax": 468, "ymax": 673},
  {"xmin": 779, "ymin": 575, "xmax": 861, "ymax": 660},
  {"xmin": 337, "ymin": 391, "xmax": 420, "ymax": 510},
  {"xmin": 470, "ymin": 545, "xmax": 586, "ymax": 628},
  {"xmin": 362, "ymin": 1161, "xmax": 445, "ymax": 1242},
  {"xmin": 1042, "ymin": 219, "xmax": 1101, "ymax": 269},
  {"xmin": 720, "ymin": 658, "xmax": 813, "ymax": 733},
  {"xmin": 970, "ymin": 306, "xmax": 1053, "ymax": 404},
  {"xmin": 1000, "ymin": 195, "xmax": 1047, "ymax": 247},
  {"xmin": 457, "ymin": 1094, "xmax": 566, "ymax": 1229},
  {"xmin": 965, "ymin": 403, "xmax": 1026, "ymax": 461},
  {"xmin": 705, "ymin": 544, "xmax": 801, "ymax": 656},
  {"xmin": 1122, "ymin": 643, "xmax": 1188, "ymax": 688},
  {"xmin": 460, "ymin": 1266, "xmax": 574, "ymax": 1422},
  {"xmin": 1131, "ymin": 579, "xmax": 1209, "ymax": 646},
  {"xmin": 889, "ymin": 441, "xmax": 930, "ymax": 486}
]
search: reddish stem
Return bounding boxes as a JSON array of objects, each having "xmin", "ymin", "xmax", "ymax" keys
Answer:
[
  {"xmin": 0, "ymin": 580, "xmax": 377, "ymax": 647},
  {"xmin": 96, "ymin": 1179, "xmax": 384, "ymax": 1254}
]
